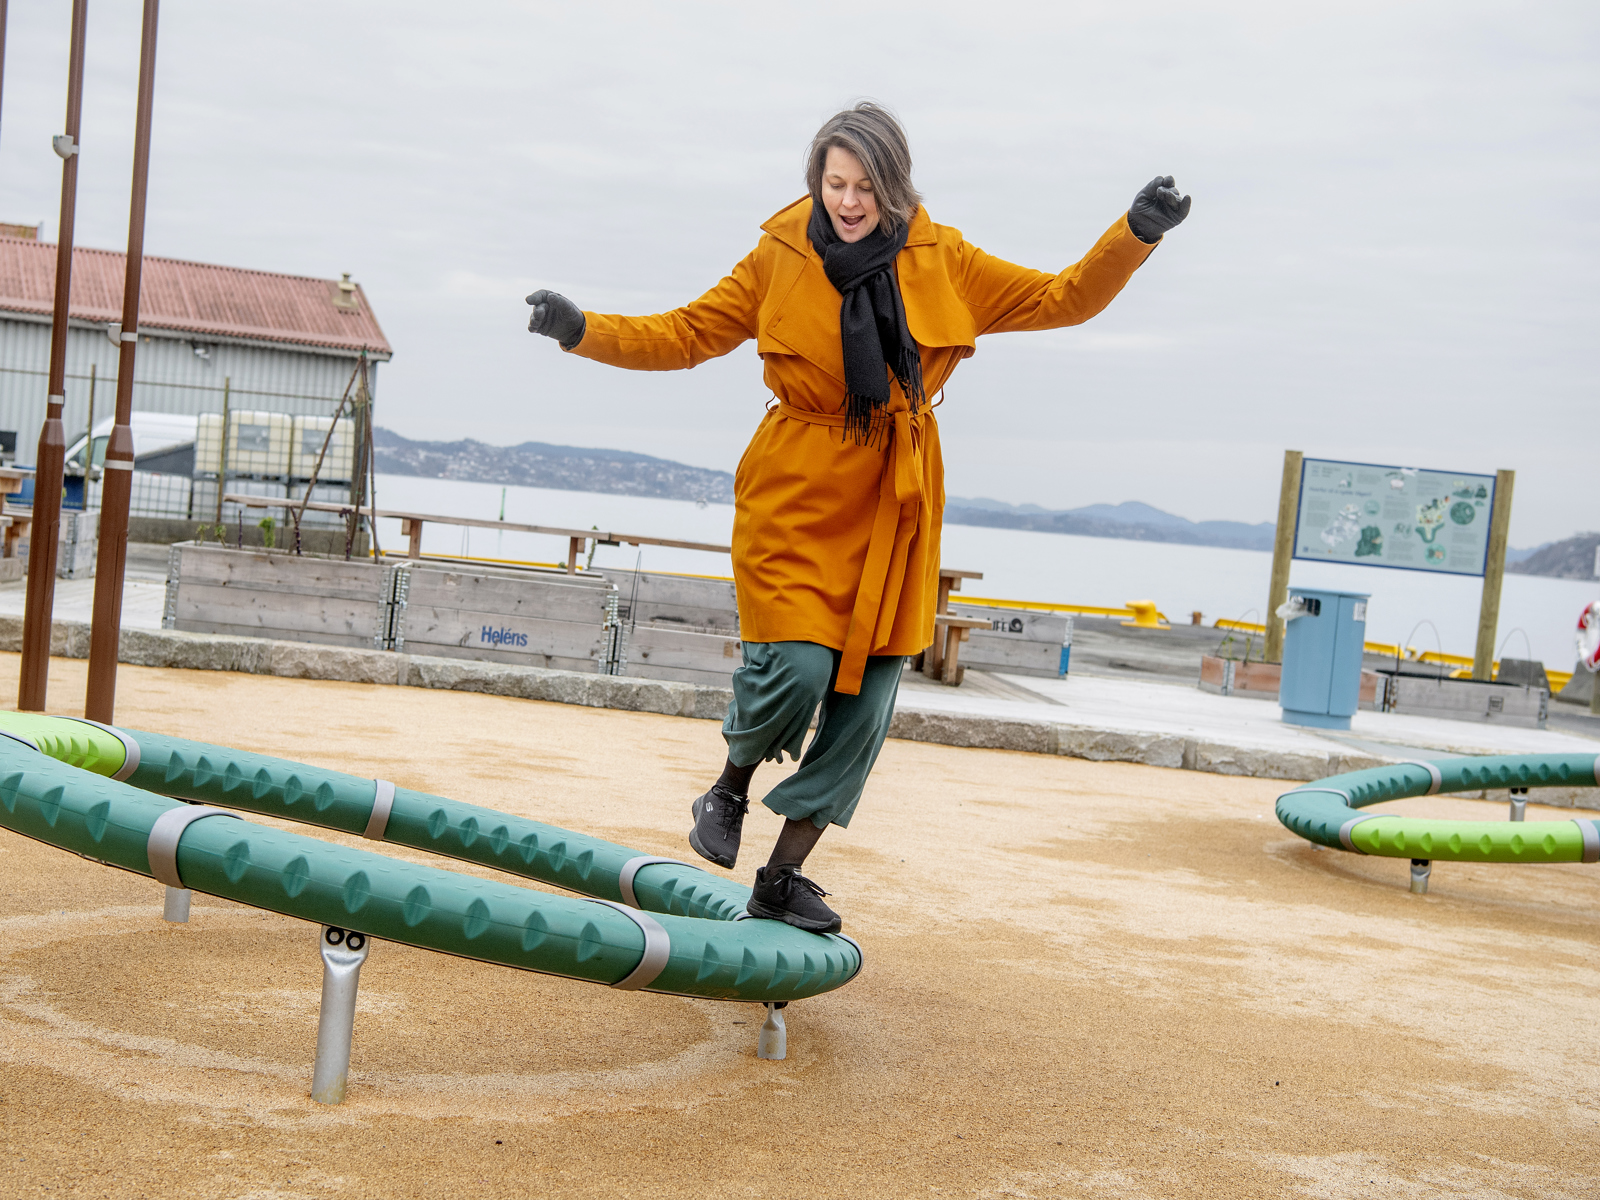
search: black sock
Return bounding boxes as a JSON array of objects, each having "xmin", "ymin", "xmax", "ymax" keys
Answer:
[{"xmin": 716, "ymin": 759, "xmax": 757, "ymax": 797}]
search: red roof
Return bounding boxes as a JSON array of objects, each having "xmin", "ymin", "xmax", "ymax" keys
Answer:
[{"xmin": 0, "ymin": 235, "xmax": 391, "ymax": 357}]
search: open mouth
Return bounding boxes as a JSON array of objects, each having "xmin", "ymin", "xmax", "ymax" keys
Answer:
[{"xmin": 839, "ymin": 214, "xmax": 864, "ymax": 230}]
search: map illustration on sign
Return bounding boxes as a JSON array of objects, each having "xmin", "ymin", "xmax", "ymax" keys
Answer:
[{"xmin": 1293, "ymin": 459, "xmax": 1496, "ymax": 576}]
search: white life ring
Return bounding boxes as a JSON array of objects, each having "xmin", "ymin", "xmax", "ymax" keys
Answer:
[{"xmin": 1578, "ymin": 601, "xmax": 1600, "ymax": 672}]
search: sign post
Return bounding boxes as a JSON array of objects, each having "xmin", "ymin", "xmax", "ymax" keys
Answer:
[
  {"xmin": 1472, "ymin": 470, "xmax": 1514, "ymax": 680},
  {"xmin": 1263, "ymin": 450, "xmax": 1302, "ymax": 663}
]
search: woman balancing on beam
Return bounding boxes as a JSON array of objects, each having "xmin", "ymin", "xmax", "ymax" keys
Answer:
[{"xmin": 526, "ymin": 103, "xmax": 1189, "ymax": 933}]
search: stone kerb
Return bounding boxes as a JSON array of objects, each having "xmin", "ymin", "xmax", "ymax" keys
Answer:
[{"xmin": 2, "ymin": 615, "xmax": 1592, "ymax": 803}]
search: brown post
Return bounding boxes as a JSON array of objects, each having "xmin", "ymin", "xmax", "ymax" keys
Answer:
[
  {"xmin": 1263, "ymin": 450, "xmax": 1303, "ymax": 664},
  {"xmin": 1472, "ymin": 469, "xmax": 1515, "ymax": 682},
  {"xmin": 85, "ymin": 0, "xmax": 160, "ymax": 724},
  {"xmin": 18, "ymin": 0, "xmax": 88, "ymax": 712},
  {"xmin": 566, "ymin": 536, "xmax": 582, "ymax": 574}
]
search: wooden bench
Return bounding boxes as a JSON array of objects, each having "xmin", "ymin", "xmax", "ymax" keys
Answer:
[
  {"xmin": 929, "ymin": 614, "xmax": 991, "ymax": 686},
  {"xmin": 920, "ymin": 567, "xmax": 983, "ymax": 684}
]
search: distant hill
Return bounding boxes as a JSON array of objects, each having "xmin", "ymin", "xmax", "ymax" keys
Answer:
[
  {"xmin": 373, "ymin": 428, "xmax": 735, "ymax": 504},
  {"xmin": 1507, "ymin": 532, "xmax": 1599, "ymax": 580},
  {"xmin": 944, "ymin": 497, "xmax": 1278, "ymax": 551}
]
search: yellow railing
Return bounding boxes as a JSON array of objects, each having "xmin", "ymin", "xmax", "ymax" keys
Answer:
[{"xmin": 960, "ymin": 596, "xmax": 1172, "ymax": 625}]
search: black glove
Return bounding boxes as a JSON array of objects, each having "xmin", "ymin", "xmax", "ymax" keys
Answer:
[
  {"xmin": 525, "ymin": 289, "xmax": 586, "ymax": 349},
  {"xmin": 1126, "ymin": 176, "xmax": 1191, "ymax": 244}
]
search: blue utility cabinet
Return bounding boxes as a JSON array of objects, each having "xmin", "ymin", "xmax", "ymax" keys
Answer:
[{"xmin": 1279, "ymin": 587, "xmax": 1369, "ymax": 730}]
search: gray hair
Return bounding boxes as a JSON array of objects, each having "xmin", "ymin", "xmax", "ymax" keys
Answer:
[{"xmin": 804, "ymin": 102, "xmax": 922, "ymax": 235}]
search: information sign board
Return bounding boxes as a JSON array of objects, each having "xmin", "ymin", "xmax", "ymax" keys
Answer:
[{"xmin": 1293, "ymin": 459, "xmax": 1496, "ymax": 577}]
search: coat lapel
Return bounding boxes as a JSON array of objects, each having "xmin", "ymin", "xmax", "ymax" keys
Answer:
[{"xmin": 756, "ymin": 196, "xmax": 975, "ymax": 386}]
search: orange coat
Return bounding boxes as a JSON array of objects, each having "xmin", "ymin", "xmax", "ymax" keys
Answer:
[{"xmin": 570, "ymin": 197, "xmax": 1156, "ymax": 693}]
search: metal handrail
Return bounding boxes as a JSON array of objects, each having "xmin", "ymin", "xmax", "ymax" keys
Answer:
[{"xmin": 221, "ymin": 492, "xmax": 732, "ymax": 556}]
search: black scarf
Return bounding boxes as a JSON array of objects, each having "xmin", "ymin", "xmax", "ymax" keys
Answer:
[{"xmin": 807, "ymin": 201, "xmax": 924, "ymax": 444}]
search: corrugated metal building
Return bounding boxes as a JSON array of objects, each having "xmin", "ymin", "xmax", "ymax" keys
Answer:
[{"xmin": 0, "ymin": 236, "xmax": 392, "ymax": 465}]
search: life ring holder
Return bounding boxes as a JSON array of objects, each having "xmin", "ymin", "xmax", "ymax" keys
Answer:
[{"xmin": 1577, "ymin": 601, "xmax": 1600, "ymax": 673}]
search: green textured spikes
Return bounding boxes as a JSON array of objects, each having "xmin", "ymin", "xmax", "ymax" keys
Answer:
[
  {"xmin": 0, "ymin": 712, "xmax": 128, "ymax": 777},
  {"xmin": 1348, "ymin": 816, "xmax": 1582, "ymax": 863}
]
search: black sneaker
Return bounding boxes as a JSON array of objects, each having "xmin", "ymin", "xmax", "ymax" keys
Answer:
[
  {"xmin": 688, "ymin": 784, "xmax": 749, "ymax": 869},
  {"xmin": 746, "ymin": 865, "xmax": 842, "ymax": 933}
]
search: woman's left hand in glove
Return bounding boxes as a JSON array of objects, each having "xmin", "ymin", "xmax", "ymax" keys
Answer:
[{"xmin": 1126, "ymin": 176, "xmax": 1191, "ymax": 244}]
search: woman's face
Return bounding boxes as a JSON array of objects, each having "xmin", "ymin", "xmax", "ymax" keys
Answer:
[{"xmin": 821, "ymin": 146, "xmax": 880, "ymax": 243}]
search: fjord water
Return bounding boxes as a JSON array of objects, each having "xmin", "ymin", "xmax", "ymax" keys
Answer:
[{"xmin": 375, "ymin": 475, "xmax": 1596, "ymax": 673}]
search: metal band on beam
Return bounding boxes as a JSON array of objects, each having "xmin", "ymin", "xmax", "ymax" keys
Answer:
[
  {"xmin": 587, "ymin": 899, "xmax": 670, "ymax": 991},
  {"xmin": 66, "ymin": 718, "xmax": 141, "ymax": 781},
  {"xmin": 1398, "ymin": 760, "xmax": 1443, "ymax": 795},
  {"xmin": 829, "ymin": 932, "xmax": 867, "ymax": 983},
  {"xmin": 101, "ymin": 459, "xmax": 134, "ymax": 471},
  {"xmin": 1577, "ymin": 820, "xmax": 1600, "ymax": 865},
  {"xmin": 617, "ymin": 855, "xmax": 701, "ymax": 909},
  {"xmin": 363, "ymin": 779, "xmax": 395, "ymax": 840},
  {"xmin": 146, "ymin": 805, "xmax": 239, "ymax": 888},
  {"xmin": 1338, "ymin": 815, "xmax": 1380, "ymax": 853}
]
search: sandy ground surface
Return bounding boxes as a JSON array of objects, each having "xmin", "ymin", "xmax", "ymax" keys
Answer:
[{"xmin": 0, "ymin": 653, "xmax": 1596, "ymax": 1199}]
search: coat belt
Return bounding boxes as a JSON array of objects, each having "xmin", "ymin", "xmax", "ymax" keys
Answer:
[{"xmin": 776, "ymin": 401, "xmax": 925, "ymax": 694}]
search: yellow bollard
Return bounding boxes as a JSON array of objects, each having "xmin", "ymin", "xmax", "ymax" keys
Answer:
[{"xmin": 1121, "ymin": 600, "xmax": 1167, "ymax": 629}]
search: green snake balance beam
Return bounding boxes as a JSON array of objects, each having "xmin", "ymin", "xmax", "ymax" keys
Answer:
[
  {"xmin": 1275, "ymin": 752, "xmax": 1600, "ymax": 891},
  {"xmin": 0, "ymin": 712, "xmax": 861, "ymax": 1091}
]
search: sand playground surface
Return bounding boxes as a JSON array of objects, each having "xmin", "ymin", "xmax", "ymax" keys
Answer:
[{"xmin": 0, "ymin": 653, "xmax": 1595, "ymax": 1199}]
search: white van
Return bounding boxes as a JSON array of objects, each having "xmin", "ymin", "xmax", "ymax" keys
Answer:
[{"xmin": 65, "ymin": 412, "xmax": 198, "ymax": 478}]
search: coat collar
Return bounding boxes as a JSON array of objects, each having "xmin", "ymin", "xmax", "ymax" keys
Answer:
[{"xmin": 761, "ymin": 195, "xmax": 938, "ymax": 256}]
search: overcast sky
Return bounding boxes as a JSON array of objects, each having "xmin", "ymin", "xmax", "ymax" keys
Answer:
[{"xmin": 1, "ymin": 1, "xmax": 1594, "ymax": 545}]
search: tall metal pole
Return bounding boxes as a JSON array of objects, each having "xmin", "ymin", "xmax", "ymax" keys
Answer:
[
  {"xmin": 18, "ymin": 0, "xmax": 89, "ymax": 712},
  {"xmin": 85, "ymin": 0, "xmax": 159, "ymax": 724},
  {"xmin": 1263, "ymin": 449, "xmax": 1303, "ymax": 664}
]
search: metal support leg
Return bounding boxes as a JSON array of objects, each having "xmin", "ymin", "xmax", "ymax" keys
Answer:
[
  {"xmin": 757, "ymin": 1002, "xmax": 787, "ymax": 1060},
  {"xmin": 162, "ymin": 887, "xmax": 191, "ymax": 923},
  {"xmin": 1409, "ymin": 858, "xmax": 1431, "ymax": 895},
  {"xmin": 311, "ymin": 926, "xmax": 370, "ymax": 1105},
  {"xmin": 1510, "ymin": 788, "xmax": 1527, "ymax": 822}
]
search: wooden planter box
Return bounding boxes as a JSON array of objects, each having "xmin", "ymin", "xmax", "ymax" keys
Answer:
[
  {"xmin": 1200, "ymin": 655, "xmax": 1383, "ymax": 708},
  {"xmin": 612, "ymin": 571, "xmax": 743, "ymax": 685},
  {"xmin": 1380, "ymin": 673, "xmax": 1547, "ymax": 729},
  {"xmin": 392, "ymin": 563, "xmax": 615, "ymax": 673},
  {"xmin": 165, "ymin": 541, "xmax": 390, "ymax": 648},
  {"xmin": 1199, "ymin": 655, "xmax": 1283, "ymax": 699},
  {"xmin": 945, "ymin": 604, "xmax": 1070, "ymax": 678}
]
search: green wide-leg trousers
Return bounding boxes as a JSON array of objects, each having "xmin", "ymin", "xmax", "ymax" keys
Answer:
[{"xmin": 721, "ymin": 641, "xmax": 904, "ymax": 830}]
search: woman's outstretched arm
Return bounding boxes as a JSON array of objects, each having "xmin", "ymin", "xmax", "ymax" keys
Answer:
[
  {"xmin": 958, "ymin": 176, "xmax": 1190, "ymax": 337},
  {"xmin": 957, "ymin": 216, "xmax": 1157, "ymax": 337},
  {"xmin": 529, "ymin": 247, "xmax": 764, "ymax": 372}
]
